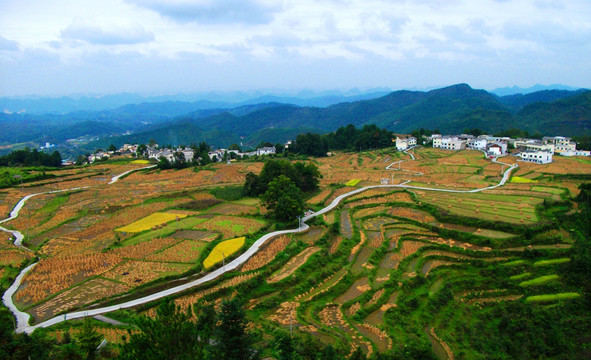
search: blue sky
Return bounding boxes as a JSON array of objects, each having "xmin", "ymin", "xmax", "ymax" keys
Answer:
[{"xmin": 0, "ymin": 0, "xmax": 590, "ymax": 96}]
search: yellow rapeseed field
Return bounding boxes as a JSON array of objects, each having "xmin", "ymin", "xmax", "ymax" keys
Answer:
[
  {"xmin": 510, "ymin": 176, "xmax": 537, "ymax": 183},
  {"xmin": 345, "ymin": 179, "xmax": 361, "ymax": 186},
  {"xmin": 131, "ymin": 159, "xmax": 151, "ymax": 164},
  {"xmin": 203, "ymin": 237, "xmax": 245, "ymax": 269},
  {"xmin": 116, "ymin": 212, "xmax": 187, "ymax": 233}
]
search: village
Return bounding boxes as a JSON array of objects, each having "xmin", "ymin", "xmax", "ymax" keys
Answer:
[{"xmin": 394, "ymin": 133, "xmax": 590, "ymax": 164}]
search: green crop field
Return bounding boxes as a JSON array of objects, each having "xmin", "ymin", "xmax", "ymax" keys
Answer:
[
  {"xmin": 519, "ymin": 274, "xmax": 560, "ymax": 287},
  {"xmin": 533, "ymin": 258, "xmax": 571, "ymax": 267}
]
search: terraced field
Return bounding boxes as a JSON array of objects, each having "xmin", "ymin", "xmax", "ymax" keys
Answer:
[{"xmin": 2, "ymin": 148, "xmax": 589, "ymax": 359}]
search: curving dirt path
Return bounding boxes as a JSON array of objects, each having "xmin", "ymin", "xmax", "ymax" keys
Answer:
[{"xmin": 2, "ymin": 153, "xmax": 517, "ymax": 334}]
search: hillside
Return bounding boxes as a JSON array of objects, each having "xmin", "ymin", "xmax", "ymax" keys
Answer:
[
  {"xmin": 1, "ymin": 149, "xmax": 590, "ymax": 359},
  {"xmin": 2, "ymin": 84, "xmax": 591, "ymax": 153}
]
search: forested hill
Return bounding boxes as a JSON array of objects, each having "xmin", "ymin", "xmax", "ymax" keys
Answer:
[
  {"xmin": 178, "ymin": 84, "xmax": 591, "ymax": 142},
  {"xmin": 2, "ymin": 84, "xmax": 590, "ymax": 153}
]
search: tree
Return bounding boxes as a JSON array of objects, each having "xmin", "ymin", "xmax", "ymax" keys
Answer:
[
  {"xmin": 157, "ymin": 156, "xmax": 172, "ymax": 170},
  {"xmin": 75, "ymin": 155, "xmax": 87, "ymax": 166},
  {"xmin": 229, "ymin": 143, "xmax": 242, "ymax": 151},
  {"xmin": 136, "ymin": 144, "xmax": 147, "ymax": 158},
  {"xmin": 118, "ymin": 300, "xmax": 200, "ymax": 360},
  {"xmin": 213, "ymin": 298, "xmax": 255, "ymax": 360},
  {"xmin": 76, "ymin": 318, "xmax": 102, "ymax": 360},
  {"xmin": 261, "ymin": 175, "xmax": 304, "ymax": 222},
  {"xmin": 107, "ymin": 144, "xmax": 117, "ymax": 152},
  {"xmin": 273, "ymin": 330, "xmax": 295, "ymax": 360}
]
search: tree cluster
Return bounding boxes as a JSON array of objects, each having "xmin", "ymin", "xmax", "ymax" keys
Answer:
[
  {"xmin": 244, "ymin": 159, "xmax": 320, "ymax": 222},
  {"xmin": 290, "ymin": 124, "xmax": 393, "ymax": 156},
  {"xmin": 119, "ymin": 298, "xmax": 255, "ymax": 360},
  {"xmin": 0, "ymin": 148, "xmax": 61, "ymax": 167}
]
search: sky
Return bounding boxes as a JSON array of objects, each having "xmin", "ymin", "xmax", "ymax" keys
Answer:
[{"xmin": 0, "ymin": 0, "xmax": 590, "ymax": 97}]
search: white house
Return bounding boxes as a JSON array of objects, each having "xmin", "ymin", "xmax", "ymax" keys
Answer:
[
  {"xmin": 431, "ymin": 134, "xmax": 442, "ymax": 148},
  {"xmin": 514, "ymin": 139, "xmax": 555, "ymax": 154},
  {"xmin": 519, "ymin": 150, "xmax": 553, "ymax": 164},
  {"xmin": 256, "ymin": 146, "xmax": 276, "ymax": 156},
  {"xmin": 88, "ymin": 152, "xmax": 110, "ymax": 163},
  {"xmin": 467, "ymin": 137, "xmax": 487, "ymax": 150},
  {"xmin": 542, "ymin": 136, "xmax": 577, "ymax": 153},
  {"xmin": 487, "ymin": 142, "xmax": 507, "ymax": 156},
  {"xmin": 180, "ymin": 148, "xmax": 194, "ymax": 163},
  {"xmin": 440, "ymin": 136, "xmax": 466, "ymax": 150},
  {"xmin": 395, "ymin": 137, "xmax": 416, "ymax": 151},
  {"xmin": 560, "ymin": 150, "xmax": 591, "ymax": 157}
]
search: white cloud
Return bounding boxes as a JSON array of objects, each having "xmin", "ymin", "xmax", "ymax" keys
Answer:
[
  {"xmin": 126, "ymin": 0, "xmax": 281, "ymax": 24},
  {"xmin": 61, "ymin": 19, "xmax": 155, "ymax": 45}
]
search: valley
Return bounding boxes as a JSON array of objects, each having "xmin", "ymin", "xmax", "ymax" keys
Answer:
[{"xmin": 1, "ymin": 147, "xmax": 590, "ymax": 358}]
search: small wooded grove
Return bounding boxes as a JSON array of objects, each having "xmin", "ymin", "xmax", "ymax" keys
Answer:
[
  {"xmin": 289, "ymin": 124, "xmax": 393, "ymax": 157},
  {"xmin": 0, "ymin": 148, "xmax": 62, "ymax": 167},
  {"xmin": 244, "ymin": 159, "xmax": 321, "ymax": 222}
]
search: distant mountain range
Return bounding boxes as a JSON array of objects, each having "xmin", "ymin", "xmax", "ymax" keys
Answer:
[
  {"xmin": 1, "ymin": 84, "xmax": 589, "ymax": 156},
  {"xmin": 0, "ymin": 89, "xmax": 392, "ymax": 115}
]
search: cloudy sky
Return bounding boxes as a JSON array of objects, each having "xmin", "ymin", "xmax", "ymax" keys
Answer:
[{"xmin": 1, "ymin": 0, "xmax": 590, "ymax": 96}]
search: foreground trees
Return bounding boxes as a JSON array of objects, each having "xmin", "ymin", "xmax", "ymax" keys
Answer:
[{"xmin": 119, "ymin": 298, "xmax": 255, "ymax": 360}]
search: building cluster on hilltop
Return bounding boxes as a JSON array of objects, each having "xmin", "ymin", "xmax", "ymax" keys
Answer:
[{"xmin": 420, "ymin": 134, "xmax": 590, "ymax": 164}]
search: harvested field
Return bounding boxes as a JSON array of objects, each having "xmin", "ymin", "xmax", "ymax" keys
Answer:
[
  {"xmin": 197, "ymin": 215, "xmax": 266, "ymax": 239},
  {"xmin": 307, "ymin": 189, "xmax": 332, "ymax": 205},
  {"xmin": 329, "ymin": 235, "xmax": 343, "ymax": 254},
  {"xmin": 351, "ymin": 247, "xmax": 374, "ymax": 275},
  {"xmin": 417, "ymin": 191, "xmax": 542, "ymax": 224},
  {"xmin": 15, "ymin": 253, "xmax": 123, "ymax": 305},
  {"xmin": 267, "ymin": 246, "xmax": 320, "ymax": 283},
  {"xmin": 334, "ymin": 277, "xmax": 370, "ymax": 304},
  {"xmin": 269, "ymin": 301, "xmax": 301, "ymax": 326},
  {"xmin": 353, "ymin": 205, "xmax": 388, "ymax": 219},
  {"xmin": 169, "ymin": 230, "xmax": 218, "ymax": 241},
  {"xmin": 387, "ymin": 207, "xmax": 435, "ymax": 223},
  {"xmin": 172, "ymin": 272, "xmax": 261, "ymax": 312},
  {"xmin": 318, "ymin": 304, "xmax": 373, "ymax": 357},
  {"xmin": 363, "ymin": 216, "xmax": 396, "ymax": 231},
  {"xmin": 356, "ymin": 323, "xmax": 392, "ymax": 353},
  {"xmin": 340, "ymin": 211, "xmax": 353, "ymax": 239},
  {"xmin": 0, "ymin": 249, "xmax": 34, "ymax": 266},
  {"xmin": 109, "ymin": 237, "xmax": 179, "ymax": 259},
  {"xmin": 29, "ymin": 277, "xmax": 130, "ymax": 322},
  {"xmin": 430, "ymin": 222, "xmax": 515, "ymax": 239},
  {"xmin": 103, "ymin": 260, "xmax": 192, "ymax": 285},
  {"xmin": 296, "ymin": 268, "xmax": 348, "ymax": 302},
  {"xmin": 324, "ymin": 187, "xmax": 356, "ymax": 206},
  {"xmin": 365, "ymin": 230, "xmax": 384, "ymax": 248},
  {"xmin": 241, "ymin": 235, "xmax": 291, "ymax": 272},
  {"xmin": 379, "ymin": 240, "xmax": 429, "ymax": 270},
  {"xmin": 294, "ymin": 226, "xmax": 327, "ymax": 244},
  {"xmin": 145, "ymin": 240, "xmax": 206, "ymax": 263},
  {"xmin": 421, "ymin": 259, "xmax": 458, "ymax": 276},
  {"xmin": 205, "ymin": 203, "xmax": 256, "ymax": 215}
]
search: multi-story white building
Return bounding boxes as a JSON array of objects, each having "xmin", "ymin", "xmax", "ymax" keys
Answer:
[
  {"xmin": 519, "ymin": 150, "xmax": 553, "ymax": 164},
  {"xmin": 514, "ymin": 139, "xmax": 555, "ymax": 154},
  {"xmin": 440, "ymin": 136, "xmax": 466, "ymax": 150},
  {"xmin": 542, "ymin": 136, "xmax": 577, "ymax": 153},
  {"xmin": 467, "ymin": 137, "xmax": 487, "ymax": 150},
  {"xmin": 395, "ymin": 137, "xmax": 417, "ymax": 151},
  {"xmin": 431, "ymin": 134, "xmax": 443, "ymax": 148}
]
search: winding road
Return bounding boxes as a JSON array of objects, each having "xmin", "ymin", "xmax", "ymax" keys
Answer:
[{"xmin": 1, "ymin": 153, "xmax": 517, "ymax": 334}]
